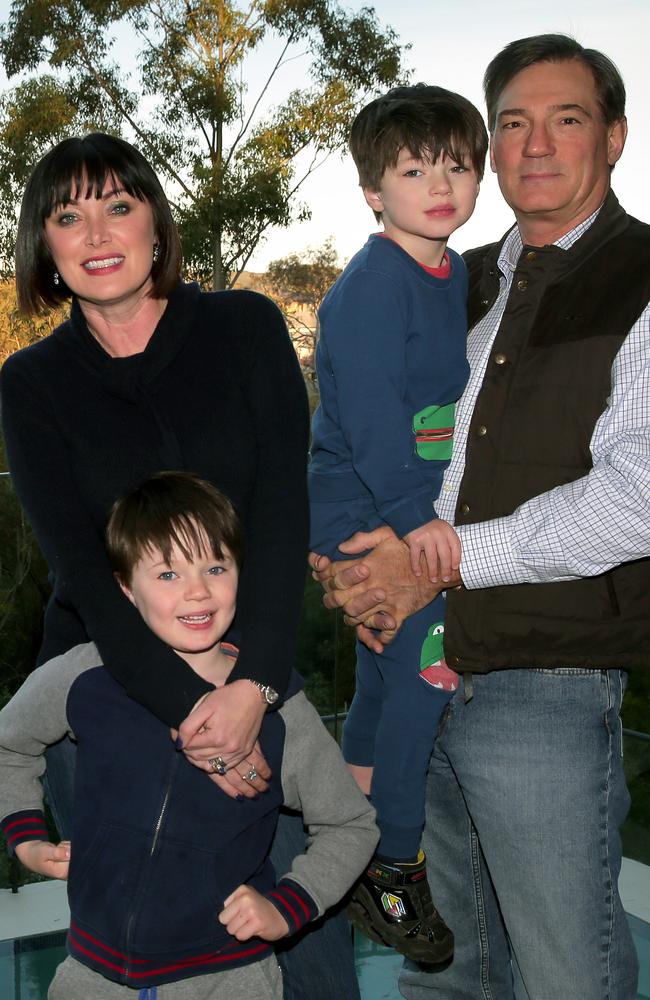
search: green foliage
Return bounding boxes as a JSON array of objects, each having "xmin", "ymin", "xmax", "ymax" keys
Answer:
[
  {"xmin": 296, "ymin": 573, "xmax": 356, "ymax": 716},
  {"xmin": 0, "ymin": 280, "xmax": 67, "ymax": 364},
  {"xmin": 0, "ymin": 0, "xmax": 408, "ymax": 288},
  {"xmin": 622, "ymin": 671, "xmax": 650, "ymax": 735},
  {"xmin": 264, "ymin": 238, "xmax": 341, "ymax": 359},
  {"xmin": 0, "ymin": 439, "xmax": 50, "ymax": 708}
]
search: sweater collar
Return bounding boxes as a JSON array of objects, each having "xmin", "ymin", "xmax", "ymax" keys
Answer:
[{"xmin": 54, "ymin": 281, "xmax": 203, "ymax": 400}]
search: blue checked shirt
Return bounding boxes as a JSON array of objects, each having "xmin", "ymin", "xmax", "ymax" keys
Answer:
[{"xmin": 436, "ymin": 203, "xmax": 650, "ymax": 590}]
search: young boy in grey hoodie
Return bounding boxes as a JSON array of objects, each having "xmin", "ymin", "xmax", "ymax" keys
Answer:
[{"xmin": 0, "ymin": 472, "xmax": 378, "ymax": 1000}]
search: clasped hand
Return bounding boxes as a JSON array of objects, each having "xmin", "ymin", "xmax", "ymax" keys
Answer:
[
  {"xmin": 311, "ymin": 525, "xmax": 461, "ymax": 653},
  {"xmin": 172, "ymin": 680, "xmax": 271, "ymax": 799}
]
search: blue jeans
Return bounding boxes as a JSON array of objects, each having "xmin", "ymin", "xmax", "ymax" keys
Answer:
[
  {"xmin": 398, "ymin": 668, "xmax": 638, "ymax": 1000},
  {"xmin": 45, "ymin": 742, "xmax": 359, "ymax": 1000}
]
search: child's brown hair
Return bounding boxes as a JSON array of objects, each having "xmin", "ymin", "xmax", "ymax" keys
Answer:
[
  {"xmin": 350, "ymin": 84, "xmax": 488, "ymax": 220},
  {"xmin": 106, "ymin": 471, "xmax": 243, "ymax": 583}
]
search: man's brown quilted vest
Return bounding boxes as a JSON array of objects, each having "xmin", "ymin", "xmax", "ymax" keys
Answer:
[{"xmin": 445, "ymin": 193, "xmax": 650, "ymax": 673}]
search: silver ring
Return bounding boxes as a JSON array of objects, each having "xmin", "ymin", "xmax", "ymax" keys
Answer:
[
  {"xmin": 208, "ymin": 756, "xmax": 228, "ymax": 776},
  {"xmin": 241, "ymin": 765, "xmax": 258, "ymax": 782}
]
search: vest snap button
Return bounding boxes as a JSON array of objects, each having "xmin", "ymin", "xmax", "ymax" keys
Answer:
[
  {"xmin": 481, "ymin": 297, "xmax": 489, "ymax": 305},
  {"xmin": 517, "ymin": 278, "xmax": 528, "ymax": 291},
  {"xmin": 477, "ymin": 425, "xmax": 487, "ymax": 437},
  {"xmin": 526, "ymin": 251, "xmax": 537, "ymax": 261},
  {"xmin": 460, "ymin": 503, "xmax": 470, "ymax": 515},
  {"xmin": 494, "ymin": 353, "xmax": 507, "ymax": 365}
]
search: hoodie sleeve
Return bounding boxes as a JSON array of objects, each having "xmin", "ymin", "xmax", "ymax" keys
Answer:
[
  {"xmin": 0, "ymin": 644, "xmax": 99, "ymax": 852},
  {"xmin": 265, "ymin": 692, "xmax": 378, "ymax": 929}
]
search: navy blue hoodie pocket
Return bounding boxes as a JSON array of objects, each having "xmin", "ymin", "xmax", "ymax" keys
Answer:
[
  {"xmin": 130, "ymin": 837, "xmax": 227, "ymax": 953},
  {"xmin": 69, "ymin": 823, "xmax": 147, "ymax": 938}
]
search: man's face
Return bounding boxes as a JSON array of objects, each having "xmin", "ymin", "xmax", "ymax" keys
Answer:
[{"xmin": 489, "ymin": 58, "xmax": 626, "ymax": 242}]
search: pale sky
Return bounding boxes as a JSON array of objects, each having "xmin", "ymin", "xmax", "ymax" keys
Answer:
[
  {"xmin": 247, "ymin": 0, "xmax": 649, "ymax": 269},
  {"xmin": 0, "ymin": 0, "xmax": 646, "ymax": 272}
]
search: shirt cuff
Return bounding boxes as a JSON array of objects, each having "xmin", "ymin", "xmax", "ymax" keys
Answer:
[
  {"xmin": 456, "ymin": 519, "xmax": 528, "ymax": 589},
  {"xmin": 2, "ymin": 811, "xmax": 49, "ymax": 854},
  {"xmin": 265, "ymin": 878, "xmax": 319, "ymax": 934}
]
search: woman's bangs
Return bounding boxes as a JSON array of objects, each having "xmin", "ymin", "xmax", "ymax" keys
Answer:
[{"xmin": 44, "ymin": 147, "xmax": 145, "ymax": 219}]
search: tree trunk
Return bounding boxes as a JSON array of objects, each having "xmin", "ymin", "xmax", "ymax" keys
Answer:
[{"xmin": 212, "ymin": 230, "xmax": 225, "ymax": 291}]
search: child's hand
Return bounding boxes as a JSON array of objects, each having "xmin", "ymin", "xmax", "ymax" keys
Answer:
[
  {"xmin": 14, "ymin": 840, "xmax": 70, "ymax": 880},
  {"xmin": 404, "ymin": 518, "xmax": 461, "ymax": 583},
  {"xmin": 218, "ymin": 884, "xmax": 290, "ymax": 941}
]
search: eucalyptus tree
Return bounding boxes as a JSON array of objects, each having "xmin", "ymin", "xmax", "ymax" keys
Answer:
[{"xmin": 0, "ymin": 0, "xmax": 407, "ymax": 288}]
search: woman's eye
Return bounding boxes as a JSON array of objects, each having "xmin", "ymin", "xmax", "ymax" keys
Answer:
[
  {"xmin": 110, "ymin": 202, "xmax": 130, "ymax": 215},
  {"xmin": 57, "ymin": 213, "xmax": 78, "ymax": 226}
]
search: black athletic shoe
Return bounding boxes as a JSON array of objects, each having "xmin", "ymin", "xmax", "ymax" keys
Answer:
[{"xmin": 347, "ymin": 850, "xmax": 453, "ymax": 964}]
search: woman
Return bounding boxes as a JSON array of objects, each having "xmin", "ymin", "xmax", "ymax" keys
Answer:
[{"xmin": 1, "ymin": 133, "xmax": 358, "ymax": 1000}]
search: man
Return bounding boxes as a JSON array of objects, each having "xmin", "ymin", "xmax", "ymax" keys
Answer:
[{"xmin": 313, "ymin": 34, "xmax": 650, "ymax": 1000}]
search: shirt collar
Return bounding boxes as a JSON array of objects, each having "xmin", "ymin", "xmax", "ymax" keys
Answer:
[{"xmin": 497, "ymin": 204, "xmax": 603, "ymax": 275}]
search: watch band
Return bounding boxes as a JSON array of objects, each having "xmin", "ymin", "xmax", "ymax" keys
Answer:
[{"xmin": 246, "ymin": 679, "xmax": 279, "ymax": 705}]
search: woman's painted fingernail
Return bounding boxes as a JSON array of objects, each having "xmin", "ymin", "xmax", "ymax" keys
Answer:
[
  {"xmin": 236, "ymin": 794, "xmax": 245, "ymax": 802},
  {"xmin": 174, "ymin": 737, "xmax": 184, "ymax": 750}
]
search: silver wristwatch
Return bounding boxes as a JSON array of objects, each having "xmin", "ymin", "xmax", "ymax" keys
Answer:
[{"xmin": 246, "ymin": 680, "xmax": 279, "ymax": 705}]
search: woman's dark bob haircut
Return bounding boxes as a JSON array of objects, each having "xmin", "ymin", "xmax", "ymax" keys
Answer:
[{"xmin": 15, "ymin": 132, "xmax": 182, "ymax": 316}]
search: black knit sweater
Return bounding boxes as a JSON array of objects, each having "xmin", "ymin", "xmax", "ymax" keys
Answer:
[{"xmin": 0, "ymin": 281, "xmax": 309, "ymax": 727}]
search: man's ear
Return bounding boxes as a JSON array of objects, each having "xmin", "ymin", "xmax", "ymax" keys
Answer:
[
  {"xmin": 489, "ymin": 139, "xmax": 497, "ymax": 174},
  {"xmin": 115, "ymin": 572, "xmax": 136, "ymax": 606},
  {"xmin": 363, "ymin": 187, "xmax": 384, "ymax": 214},
  {"xmin": 607, "ymin": 117, "xmax": 627, "ymax": 167}
]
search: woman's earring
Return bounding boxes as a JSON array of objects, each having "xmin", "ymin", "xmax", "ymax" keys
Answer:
[
  {"xmin": 53, "ymin": 271, "xmax": 60, "ymax": 286},
  {"xmin": 153, "ymin": 244, "xmax": 160, "ymax": 263}
]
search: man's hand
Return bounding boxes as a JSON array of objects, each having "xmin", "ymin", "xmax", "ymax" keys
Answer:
[
  {"xmin": 404, "ymin": 518, "xmax": 461, "ymax": 582},
  {"xmin": 311, "ymin": 526, "xmax": 460, "ymax": 651},
  {"xmin": 218, "ymin": 884, "xmax": 290, "ymax": 941},
  {"xmin": 15, "ymin": 840, "xmax": 70, "ymax": 880},
  {"xmin": 174, "ymin": 683, "xmax": 271, "ymax": 799}
]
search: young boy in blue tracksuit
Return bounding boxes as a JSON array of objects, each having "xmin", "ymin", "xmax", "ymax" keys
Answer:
[
  {"xmin": 309, "ymin": 84, "xmax": 487, "ymax": 963},
  {"xmin": 0, "ymin": 472, "xmax": 377, "ymax": 1000}
]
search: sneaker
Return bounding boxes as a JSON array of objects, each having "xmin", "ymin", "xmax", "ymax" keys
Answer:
[{"xmin": 347, "ymin": 850, "xmax": 453, "ymax": 964}]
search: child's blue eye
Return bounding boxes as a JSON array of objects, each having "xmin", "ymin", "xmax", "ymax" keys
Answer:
[
  {"xmin": 207, "ymin": 566, "xmax": 225, "ymax": 575},
  {"xmin": 158, "ymin": 570, "xmax": 177, "ymax": 581}
]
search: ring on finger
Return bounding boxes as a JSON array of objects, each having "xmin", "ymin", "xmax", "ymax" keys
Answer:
[
  {"xmin": 241, "ymin": 764, "xmax": 258, "ymax": 782},
  {"xmin": 208, "ymin": 756, "xmax": 228, "ymax": 776}
]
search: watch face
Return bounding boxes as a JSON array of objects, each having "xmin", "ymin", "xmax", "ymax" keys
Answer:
[{"xmin": 265, "ymin": 686, "xmax": 279, "ymax": 704}]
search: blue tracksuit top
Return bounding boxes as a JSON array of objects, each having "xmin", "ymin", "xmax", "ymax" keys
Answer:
[{"xmin": 309, "ymin": 234, "xmax": 470, "ymax": 551}]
